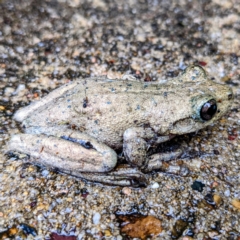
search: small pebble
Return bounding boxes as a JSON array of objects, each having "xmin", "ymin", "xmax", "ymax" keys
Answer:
[
  {"xmin": 208, "ymin": 231, "xmax": 219, "ymax": 238},
  {"xmin": 104, "ymin": 229, "xmax": 112, "ymax": 237},
  {"xmin": 224, "ymin": 189, "xmax": 230, "ymax": 197},
  {"xmin": 15, "ymin": 46, "xmax": 24, "ymax": 53},
  {"xmin": 122, "ymin": 187, "xmax": 132, "ymax": 195},
  {"xmin": 211, "ymin": 181, "xmax": 219, "ymax": 188},
  {"xmin": 14, "ymin": 84, "xmax": 26, "ymax": 94},
  {"xmin": 92, "ymin": 212, "xmax": 101, "ymax": 225},
  {"xmin": 4, "ymin": 87, "xmax": 15, "ymax": 96},
  {"xmin": 65, "ymin": 207, "xmax": 72, "ymax": 213},
  {"xmin": 41, "ymin": 170, "xmax": 49, "ymax": 177},
  {"xmin": 151, "ymin": 182, "xmax": 160, "ymax": 189},
  {"xmin": 191, "ymin": 180, "xmax": 205, "ymax": 192},
  {"xmin": 231, "ymin": 199, "xmax": 240, "ymax": 210},
  {"xmin": 213, "ymin": 194, "xmax": 222, "ymax": 206}
]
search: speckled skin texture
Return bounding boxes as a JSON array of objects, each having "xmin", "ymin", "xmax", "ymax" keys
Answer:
[{"xmin": 8, "ymin": 66, "xmax": 233, "ymax": 185}]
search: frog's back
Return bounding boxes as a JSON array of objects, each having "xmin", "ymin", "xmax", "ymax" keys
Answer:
[
  {"xmin": 18, "ymin": 77, "xmax": 167, "ymax": 149},
  {"xmin": 14, "ymin": 69, "xmax": 233, "ymax": 149},
  {"xmin": 60, "ymin": 78, "xmax": 164, "ymax": 148}
]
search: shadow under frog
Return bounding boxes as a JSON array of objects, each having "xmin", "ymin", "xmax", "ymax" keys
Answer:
[{"xmin": 7, "ymin": 65, "xmax": 233, "ymax": 187}]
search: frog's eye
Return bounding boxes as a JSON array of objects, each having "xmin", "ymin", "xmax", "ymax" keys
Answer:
[{"xmin": 200, "ymin": 99, "xmax": 217, "ymax": 120}]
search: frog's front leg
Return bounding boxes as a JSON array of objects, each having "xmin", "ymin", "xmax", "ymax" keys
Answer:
[{"xmin": 123, "ymin": 127, "xmax": 182, "ymax": 171}]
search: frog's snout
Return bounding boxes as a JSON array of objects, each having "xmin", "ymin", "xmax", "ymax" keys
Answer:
[{"xmin": 217, "ymin": 86, "xmax": 234, "ymax": 112}]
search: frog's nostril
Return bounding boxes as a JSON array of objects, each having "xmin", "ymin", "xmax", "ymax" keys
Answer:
[{"xmin": 228, "ymin": 93, "xmax": 233, "ymax": 100}]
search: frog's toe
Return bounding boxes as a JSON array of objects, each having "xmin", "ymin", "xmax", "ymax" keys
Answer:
[{"xmin": 144, "ymin": 149, "xmax": 182, "ymax": 172}]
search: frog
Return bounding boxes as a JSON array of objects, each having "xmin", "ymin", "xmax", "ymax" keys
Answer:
[{"xmin": 8, "ymin": 65, "xmax": 233, "ymax": 187}]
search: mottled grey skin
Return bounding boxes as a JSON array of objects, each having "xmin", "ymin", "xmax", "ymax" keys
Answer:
[{"xmin": 8, "ymin": 66, "xmax": 233, "ymax": 186}]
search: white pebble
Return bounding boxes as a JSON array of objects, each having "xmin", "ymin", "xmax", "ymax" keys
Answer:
[
  {"xmin": 14, "ymin": 84, "xmax": 26, "ymax": 94},
  {"xmin": 4, "ymin": 87, "xmax": 15, "ymax": 96},
  {"xmin": 41, "ymin": 170, "xmax": 49, "ymax": 177},
  {"xmin": 151, "ymin": 182, "xmax": 160, "ymax": 189},
  {"xmin": 224, "ymin": 189, "xmax": 230, "ymax": 197},
  {"xmin": 92, "ymin": 212, "xmax": 101, "ymax": 225},
  {"xmin": 65, "ymin": 208, "xmax": 72, "ymax": 213},
  {"xmin": 149, "ymin": 209, "xmax": 155, "ymax": 215},
  {"xmin": 16, "ymin": 46, "xmax": 24, "ymax": 53}
]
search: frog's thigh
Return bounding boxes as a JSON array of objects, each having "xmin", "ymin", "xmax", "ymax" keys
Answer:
[{"xmin": 8, "ymin": 134, "xmax": 117, "ymax": 173}]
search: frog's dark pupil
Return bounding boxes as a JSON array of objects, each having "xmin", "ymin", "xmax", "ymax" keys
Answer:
[{"xmin": 200, "ymin": 99, "xmax": 217, "ymax": 120}]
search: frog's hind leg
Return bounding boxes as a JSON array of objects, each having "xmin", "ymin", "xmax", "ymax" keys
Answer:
[
  {"xmin": 66, "ymin": 164, "xmax": 148, "ymax": 187},
  {"xmin": 8, "ymin": 132, "xmax": 117, "ymax": 173},
  {"xmin": 8, "ymin": 132, "xmax": 148, "ymax": 187}
]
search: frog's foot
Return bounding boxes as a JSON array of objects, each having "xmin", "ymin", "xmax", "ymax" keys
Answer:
[
  {"xmin": 123, "ymin": 127, "xmax": 175, "ymax": 168},
  {"xmin": 143, "ymin": 149, "xmax": 182, "ymax": 172},
  {"xmin": 123, "ymin": 127, "xmax": 188, "ymax": 176},
  {"xmin": 142, "ymin": 149, "xmax": 190, "ymax": 176},
  {"xmin": 64, "ymin": 164, "xmax": 148, "ymax": 187},
  {"xmin": 8, "ymin": 133, "xmax": 117, "ymax": 173}
]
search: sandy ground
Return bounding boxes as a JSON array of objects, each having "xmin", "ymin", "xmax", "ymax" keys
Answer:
[{"xmin": 0, "ymin": 0, "xmax": 239, "ymax": 239}]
